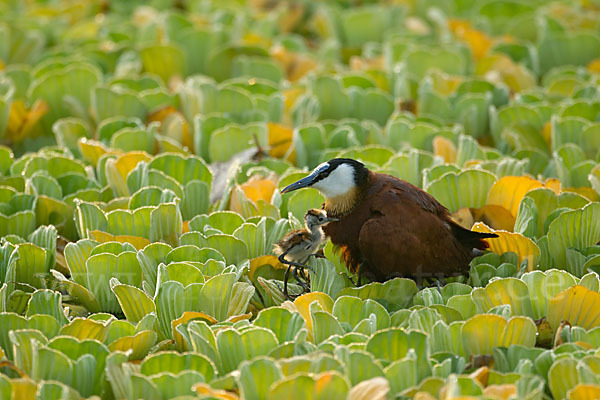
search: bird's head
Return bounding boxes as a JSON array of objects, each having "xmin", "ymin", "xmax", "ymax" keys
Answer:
[
  {"xmin": 281, "ymin": 158, "xmax": 368, "ymax": 199},
  {"xmin": 304, "ymin": 208, "xmax": 338, "ymax": 229}
]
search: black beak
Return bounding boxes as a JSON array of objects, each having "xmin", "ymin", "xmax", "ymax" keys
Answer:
[
  {"xmin": 325, "ymin": 217, "xmax": 339, "ymax": 223},
  {"xmin": 280, "ymin": 172, "xmax": 319, "ymax": 194}
]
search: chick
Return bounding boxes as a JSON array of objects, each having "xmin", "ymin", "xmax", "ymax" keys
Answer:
[{"xmin": 274, "ymin": 208, "xmax": 337, "ymax": 298}]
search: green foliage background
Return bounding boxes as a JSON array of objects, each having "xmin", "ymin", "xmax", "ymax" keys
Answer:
[{"xmin": 1, "ymin": 0, "xmax": 600, "ymax": 399}]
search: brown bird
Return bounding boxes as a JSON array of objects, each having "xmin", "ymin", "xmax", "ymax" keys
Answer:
[
  {"xmin": 281, "ymin": 158, "xmax": 498, "ymax": 285},
  {"xmin": 274, "ymin": 208, "xmax": 338, "ymax": 298}
]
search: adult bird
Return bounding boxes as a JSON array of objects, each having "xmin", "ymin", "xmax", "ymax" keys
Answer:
[
  {"xmin": 281, "ymin": 158, "xmax": 498, "ymax": 285},
  {"xmin": 274, "ymin": 208, "xmax": 337, "ymax": 298}
]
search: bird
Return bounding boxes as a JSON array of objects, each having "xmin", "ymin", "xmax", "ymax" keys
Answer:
[
  {"xmin": 280, "ymin": 158, "xmax": 498, "ymax": 285},
  {"xmin": 274, "ymin": 208, "xmax": 338, "ymax": 298}
]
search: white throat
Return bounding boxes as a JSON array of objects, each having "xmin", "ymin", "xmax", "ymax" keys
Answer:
[{"xmin": 311, "ymin": 163, "xmax": 356, "ymax": 199}]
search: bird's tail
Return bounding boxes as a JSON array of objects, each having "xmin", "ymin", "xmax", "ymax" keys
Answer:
[{"xmin": 451, "ymin": 223, "xmax": 498, "ymax": 250}]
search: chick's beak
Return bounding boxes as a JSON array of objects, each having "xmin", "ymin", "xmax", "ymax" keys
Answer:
[
  {"xmin": 280, "ymin": 172, "xmax": 318, "ymax": 194},
  {"xmin": 325, "ymin": 217, "xmax": 339, "ymax": 223}
]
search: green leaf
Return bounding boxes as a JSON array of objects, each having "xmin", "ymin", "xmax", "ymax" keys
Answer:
[
  {"xmin": 425, "ymin": 169, "xmax": 497, "ymax": 213},
  {"xmin": 216, "ymin": 327, "xmax": 279, "ymax": 374},
  {"xmin": 149, "ymin": 201, "xmax": 183, "ymax": 247},
  {"xmin": 336, "ymin": 278, "xmax": 418, "ymax": 312},
  {"xmin": 334, "ymin": 348, "xmax": 385, "ymax": 386},
  {"xmin": 209, "ymin": 122, "xmax": 268, "ymax": 163},
  {"xmin": 140, "ymin": 351, "xmax": 216, "ymax": 382},
  {"xmin": 254, "ymin": 307, "xmax": 305, "ymax": 344},
  {"xmin": 28, "ymin": 225, "xmax": 57, "ymax": 273},
  {"xmin": 85, "ymin": 252, "xmax": 143, "ymax": 314},
  {"xmin": 110, "ymin": 127, "xmax": 155, "ymax": 153},
  {"xmin": 0, "ymin": 78, "xmax": 14, "ymax": 140},
  {"xmin": 308, "ymin": 257, "xmax": 348, "ymax": 299},
  {"xmin": 25, "ymin": 289, "xmax": 68, "ymax": 325},
  {"xmin": 521, "ymin": 269, "xmax": 577, "ymax": 320},
  {"xmin": 140, "ymin": 44, "xmax": 185, "ymax": 84},
  {"xmin": 181, "ymin": 180, "xmax": 210, "ymax": 220},
  {"xmin": 547, "ymin": 203, "xmax": 600, "ymax": 276},
  {"xmin": 239, "ymin": 357, "xmax": 283, "ymax": 400},
  {"xmin": 197, "ymin": 273, "xmax": 237, "ymax": 321},
  {"xmin": 110, "ymin": 279, "xmax": 156, "ymax": 324},
  {"xmin": 29, "ymin": 63, "xmax": 100, "ymax": 130},
  {"xmin": 11, "ymin": 243, "xmax": 48, "ymax": 289},
  {"xmin": 538, "ymin": 32, "xmax": 600, "ymax": 75},
  {"xmin": 91, "ymin": 86, "xmax": 147, "ymax": 123}
]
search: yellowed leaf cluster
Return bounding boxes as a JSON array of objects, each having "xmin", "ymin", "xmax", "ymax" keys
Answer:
[
  {"xmin": 271, "ymin": 45, "xmax": 318, "ymax": 82},
  {"xmin": 448, "ymin": 19, "xmax": 493, "ymax": 60},
  {"xmin": 5, "ymin": 99, "xmax": 48, "ymax": 142}
]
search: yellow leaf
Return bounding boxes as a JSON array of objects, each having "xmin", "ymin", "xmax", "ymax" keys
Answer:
[
  {"xmin": 226, "ymin": 313, "xmax": 252, "ymax": 323},
  {"xmin": 10, "ymin": 378, "xmax": 37, "ymax": 400},
  {"xmin": 563, "ymin": 187, "xmax": 599, "ymax": 202},
  {"xmin": 243, "ymin": 32, "xmax": 272, "ymax": 49},
  {"xmin": 588, "ymin": 58, "xmax": 600, "ymax": 73},
  {"xmin": 277, "ymin": 3, "xmax": 305, "ymax": 33},
  {"xmin": 472, "ymin": 222, "xmax": 539, "ymax": 270},
  {"xmin": 229, "ymin": 185, "xmax": 258, "ymax": 217},
  {"xmin": 544, "ymin": 178, "xmax": 561, "ymax": 194},
  {"xmin": 248, "ymin": 255, "xmax": 286, "ymax": 282},
  {"xmin": 433, "ymin": 136, "xmax": 457, "ymax": 163},
  {"xmin": 287, "ymin": 292, "xmax": 334, "ymax": 339},
  {"xmin": 89, "ymin": 230, "xmax": 151, "ymax": 250},
  {"xmin": 483, "ymin": 384, "xmax": 517, "ymax": 400},
  {"xmin": 114, "ymin": 151, "xmax": 152, "ymax": 181},
  {"xmin": 471, "ymin": 205, "xmax": 515, "ymax": 232},
  {"xmin": 568, "ymin": 384, "xmax": 600, "ymax": 400},
  {"xmin": 271, "ymin": 45, "xmax": 318, "ymax": 82},
  {"xmin": 268, "ymin": 122, "xmax": 293, "ymax": 158},
  {"xmin": 172, "ymin": 311, "xmax": 217, "ymax": 351},
  {"xmin": 60, "ymin": 318, "xmax": 109, "ymax": 341},
  {"xmin": 182, "ymin": 220, "xmax": 190, "ymax": 233},
  {"xmin": 239, "ymin": 175, "xmax": 277, "ymax": 205},
  {"xmin": 5, "ymin": 99, "xmax": 49, "ymax": 142},
  {"xmin": 469, "ymin": 366, "xmax": 489, "ymax": 387},
  {"xmin": 448, "ymin": 19, "xmax": 493, "ymax": 60},
  {"xmin": 475, "ymin": 53, "xmax": 536, "ymax": 92},
  {"xmin": 548, "ymin": 285, "xmax": 600, "ymax": 332},
  {"xmin": 283, "ymin": 87, "xmax": 305, "ymax": 111},
  {"xmin": 462, "ymin": 314, "xmax": 536, "ymax": 356},
  {"xmin": 430, "ymin": 70, "xmax": 462, "ymax": 96},
  {"xmin": 451, "ymin": 207, "xmax": 474, "ymax": 229},
  {"xmin": 148, "ymin": 106, "xmax": 192, "ymax": 150},
  {"xmin": 194, "ymin": 383, "xmax": 240, "ymax": 400},
  {"xmin": 79, "ymin": 138, "xmax": 112, "ymax": 167},
  {"xmin": 487, "ymin": 176, "xmax": 543, "ymax": 218},
  {"xmin": 108, "ymin": 330, "xmax": 157, "ymax": 360},
  {"xmin": 542, "ymin": 121, "xmax": 552, "ymax": 150}
]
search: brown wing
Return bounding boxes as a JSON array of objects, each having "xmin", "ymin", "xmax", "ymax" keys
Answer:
[{"xmin": 356, "ymin": 174, "xmax": 473, "ymax": 280}]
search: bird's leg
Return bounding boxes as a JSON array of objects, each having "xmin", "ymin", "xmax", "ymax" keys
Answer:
[
  {"xmin": 293, "ymin": 266, "xmax": 310, "ymax": 292},
  {"xmin": 283, "ymin": 264, "xmax": 293, "ymax": 300},
  {"xmin": 279, "ymin": 253, "xmax": 294, "ymax": 300},
  {"xmin": 278, "ymin": 253, "xmax": 312, "ymax": 298}
]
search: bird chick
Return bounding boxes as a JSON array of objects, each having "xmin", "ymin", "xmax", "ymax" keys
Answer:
[{"xmin": 274, "ymin": 208, "xmax": 337, "ymax": 298}]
